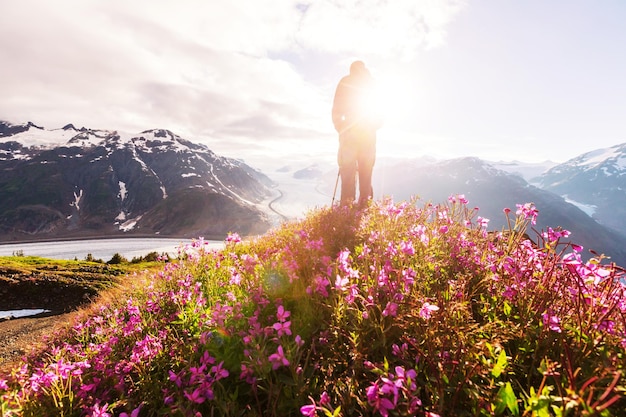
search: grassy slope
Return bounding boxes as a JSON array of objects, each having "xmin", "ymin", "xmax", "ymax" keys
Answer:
[{"xmin": 1, "ymin": 198, "xmax": 625, "ymax": 416}]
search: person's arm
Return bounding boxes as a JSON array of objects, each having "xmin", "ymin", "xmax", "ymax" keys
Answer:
[{"xmin": 332, "ymin": 79, "xmax": 348, "ymax": 134}]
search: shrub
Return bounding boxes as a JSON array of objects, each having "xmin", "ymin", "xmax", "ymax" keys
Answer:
[
  {"xmin": 1, "ymin": 197, "xmax": 624, "ymax": 416},
  {"xmin": 107, "ymin": 253, "xmax": 128, "ymax": 265},
  {"xmin": 84, "ymin": 253, "xmax": 103, "ymax": 263}
]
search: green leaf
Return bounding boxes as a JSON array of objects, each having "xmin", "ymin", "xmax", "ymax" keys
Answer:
[
  {"xmin": 503, "ymin": 300, "xmax": 512, "ymax": 316},
  {"xmin": 496, "ymin": 382, "xmax": 519, "ymax": 416},
  {"xmin": 492, "ymin": 349, "xmax": 508, "ymax": 378}
]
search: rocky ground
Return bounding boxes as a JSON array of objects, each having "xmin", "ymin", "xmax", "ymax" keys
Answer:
[
  {"xmin": 0, "ymin": 260, "xmax": 126, "ymax": 375},
  {"xmin": 0, "ymin": 311, "xmax": 78, "ymax": 374}
]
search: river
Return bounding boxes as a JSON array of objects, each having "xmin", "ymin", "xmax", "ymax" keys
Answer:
[{"xmin": 0, "ymin": 238, "xmax": 224, "ymax": 261}]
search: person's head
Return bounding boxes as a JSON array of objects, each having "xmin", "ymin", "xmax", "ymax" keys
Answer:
[{"xmin": 349, "ymin": 60, "xmax": 369, "ymax": 77}]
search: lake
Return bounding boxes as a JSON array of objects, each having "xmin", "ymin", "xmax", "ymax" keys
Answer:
[{"xmin": 0, "ymin": 238, "xmax": 224, "ymax": 261}]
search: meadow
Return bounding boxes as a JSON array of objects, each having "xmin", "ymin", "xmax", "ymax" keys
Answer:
[{"xmin": 1, "ymin": 196, "xmax": 624, "ymax": 416}]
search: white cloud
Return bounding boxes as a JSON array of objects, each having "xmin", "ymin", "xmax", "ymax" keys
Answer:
[
  {"xmin": 0, "ymin": 0, "xmax": 466, "ymax": 160},
  {"xmin": 296, "ymin": 0, "xmax": 466, "ymax": 58}
]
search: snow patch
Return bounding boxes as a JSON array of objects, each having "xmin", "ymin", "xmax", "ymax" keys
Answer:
[
  {"xmin": 118, "ymin": 181, "xmax": 127, "ymax": 201},
  {"xmin": 119, "ymin": 215, "xmax": 143, "ymax": 232},
  {"xmin": 70, "ymin": 189, "xmax": 84, "ymax": 211},
  {"xmin": 563, "ymin": 195, "xmax": 597, "ymax": 217},
  {"xmin": 182, "ymin": 173, "xmax": 199, "ymax": 178}
]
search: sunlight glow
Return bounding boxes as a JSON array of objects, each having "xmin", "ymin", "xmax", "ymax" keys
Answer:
[{"xmin": 374, "ymin": 70, "xmax": 421, "ymax": 126}]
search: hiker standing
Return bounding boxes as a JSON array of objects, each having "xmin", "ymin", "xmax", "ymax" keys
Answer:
[{"xmin": 332, "ymin": 60, "xmax": 383, "ymax": 206}]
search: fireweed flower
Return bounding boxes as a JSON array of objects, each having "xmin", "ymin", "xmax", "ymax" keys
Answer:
[
  {"xmin": 515, "ymin": 203, "xmax": 538, "ymax": 225},
  {"xmin": 399, "ymin": 240, "xmax": 415, "ymax": 256},
  {"xmin": 225, "ymin": 232, "xmax": 242, "ymax": 244},
  {"xmin": 305, "ymin": 237, "xmax": 324, "ymax": 250},
  {"xmin": 542, "ymin": 227, "xmax": 571, "ymax": 244},
  {"xmin": 382, "ymin": 302, "xmax": 398, "ymax": 317},
  {"xmin": 268, "ymin": 345, "xmax": 290, "ymax": 370},
  {"xmin": 273, "ymin": 320, "xmax": 292, "ymax": 337},
  {"xmin": 419, "ymin": 302, "xmax": 439, "ymax": 320},
  {"xmin": 335, "ymin": 275, "xmax": 349, "ymax": 291},
  {"xmin": 476, "ymin": 216, "xmax": 489, "ymax": 229},
  {"xmin": 90, "ymin": 402, "xmax": 111, "ymax": 417},
  {"xmin": 119, "ymin": 405, "xmax": 142, "ymax": 417},
  {"xmin": 300, "ymin": 403, "xmax": 317, "ymax": 417},
  {"xmin": 542, "ymin": 311, "xmax": 562, "ymax": 333},
  {"xmin": 276, "ymin": 305, "xmax": 291, "ymax": 322},
  {"xmin": 366, "ymin": 383, "xmax": 396, "ymax": 417}
]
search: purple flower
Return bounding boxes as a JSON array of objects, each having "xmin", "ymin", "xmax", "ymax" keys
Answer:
[
  {"xmin": 119, "ymin": 405, "xmax": 142, "ymax": 417},
  {"xmin": 300, "ymin": 404, "xmax": 317, "ymax": 417},
  {"xmin": 276, "ymin": 305, "xmax": 291, "ymax": 322},
  {"xmin": 516, "ymin": 203, "xmax": 538, "ymax": 225},
  {"xmin": 184, "ymin": 387, "xmax": 207, "ymax": 404},
  {"xmin": 269, "ymin": 345, "xmax": 290, "ymax": 370},
  {"xmin": 90, "ymin": 403, "xmax": 111, "ymax": 417},
  {"xmin": 366, "ymin": 383, "xmax": 395, "ymax": 417},
  {"xmin": 273, "ymin": 320, "xmax": 292, "ymax": 337},
  {"xmin": 382, "ymin": 302, "xmax": 398, "ymax": 317},
  {"xmin": 477, "ymin": 216, "xmax": 489, "ymax": 228},
  {"xmin": 320, "ymin": 391, "xmax": 330, "ymax": 406},
  {"xmin": 542, "ymin": 311, "xmax": 561, "ymax": 333},
  {"xmin": 225, "ymin": 232, "xmax": 242, "ymax": 243},
  {"xmin": 419, "ymin": 302, "xmax": 439, "ymax": 320}
]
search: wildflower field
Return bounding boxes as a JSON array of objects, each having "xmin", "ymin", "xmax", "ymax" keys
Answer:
[{"xmin": 1, "ymin": 197, "xmax": 625, "ymax": 416}]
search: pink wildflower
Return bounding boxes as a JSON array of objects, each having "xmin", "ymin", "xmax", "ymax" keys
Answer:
[
  {"xmin": 477, "ymin": 216, "xmax": 489, "ymax": 228},
  {"xmin": 276, "ymin": 305, "xmax": 291, "ymax": 322},
  {"xmin": 382, "ymin": 302, "xmax": 398, "ymax": 317},
  {"xmin": 269, "ymin": 345, "xmax": 290, "ymax": 370},
  {"xmin": 419, "ymin": 302, "xmax": 439, "ymax": 320},
  {"xmin": 542, "ymin": 311, "xmax": 561, "ymax": 333},
  {"xmin": 184, "ymin": 387, "xmax": 207, "ymax": 404},
  {"xmin": 366, "ymin": 383, "xmax": 395, "ymax": 417},
  {"xmin": 400, "ymin": 240, "xmax": 415, "ymax": 255},
  {"xmin": 516, "ymin": 203, "xmax": 539, "ymax": 225},
  {"xmin": 300, "ymin": 403, "xmax": 317, "ymax": 417},
  {"xmin": 273, "ymin": 320, "xmax": 292, "ymax": 337},
  {"xmin": 225, "ymin": 232, "xmax": 241, "ymax": 243},
  {"xmin": 320, "ymin": 391, "xmax": 331, "ymax": 406},
  {"xmin": 119, "ymin": 405, "xmax": 142, "ymax": 417},
  {"xmin": 90, "ymin": 403, "xmax": 111, "ymax": 417}
]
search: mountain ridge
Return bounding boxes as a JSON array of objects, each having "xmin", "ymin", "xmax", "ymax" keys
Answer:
[{"xmin": 0, "ymin": 121, "xmax": 274, "ymax": 241}]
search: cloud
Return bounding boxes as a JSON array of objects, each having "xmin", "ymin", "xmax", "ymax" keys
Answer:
[
  {"xmin": 295, "ymin": 0, "xmax": 466, "ymax": 59},
  {"xmin": 0, "ymin": 0, "xmax": 466, "ymax": 159}
]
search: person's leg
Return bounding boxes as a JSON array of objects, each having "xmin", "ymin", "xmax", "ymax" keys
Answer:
[
  {"xmin": 338, "ymin": 141, "xmax": 357, "ymax": 205},
  {"xmin": 357, "ymin": 138, "xmax": 376, "ymax": 206}
]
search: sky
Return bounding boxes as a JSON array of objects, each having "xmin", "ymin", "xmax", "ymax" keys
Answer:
[{"xmin": 1, "ymin": 0, "xmax": 625, "ymax": 169}]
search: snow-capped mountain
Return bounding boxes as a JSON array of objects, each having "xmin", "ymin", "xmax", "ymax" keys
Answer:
[
  {"xmin": 0, "ymin": 121, "xmax": 274, "ymax": 240},
  {"xmin": 533, "ymin": 143, "xmax": 626, "ymax": 237}
]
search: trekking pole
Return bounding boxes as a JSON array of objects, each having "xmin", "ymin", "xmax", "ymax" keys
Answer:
[{"xmin": 331, "ymin": 168, "xmax": 340, "ymax": 206}]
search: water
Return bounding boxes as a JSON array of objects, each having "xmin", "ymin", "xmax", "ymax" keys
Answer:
[
  {"xmin": 0, "ymin": 309, "xmax": 51, "ymax": 320},
  {"xmin": 0, "ymin": 238, "xmax": 224, "ymax": 261}
]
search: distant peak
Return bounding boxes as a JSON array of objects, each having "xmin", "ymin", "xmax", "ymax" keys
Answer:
[
  {"xmin": 0, "ymin": 120, "xmax": 43, "ymax": 137},
  {"xmin": 141, "ymin": 129, "xmax": 175, "ymax": 140},
  {"xmin": 63, "ymin": 123, "xmax": 77, "ymax": 131}
]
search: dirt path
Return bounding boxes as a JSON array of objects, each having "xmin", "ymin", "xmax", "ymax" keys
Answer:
[{"xmin": 0, "ymin": 312, "xmax": 77, "ymax": 374}]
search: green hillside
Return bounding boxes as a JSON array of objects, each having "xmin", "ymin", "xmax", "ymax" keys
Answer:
[{"xmin": 1, "ymin": 197, "xmax": 624, "ymax": 416}]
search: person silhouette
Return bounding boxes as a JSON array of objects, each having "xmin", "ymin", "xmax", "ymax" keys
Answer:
[{"xmin": 332, "ymin": 60, "xmax": 383, "ymax": 207}]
